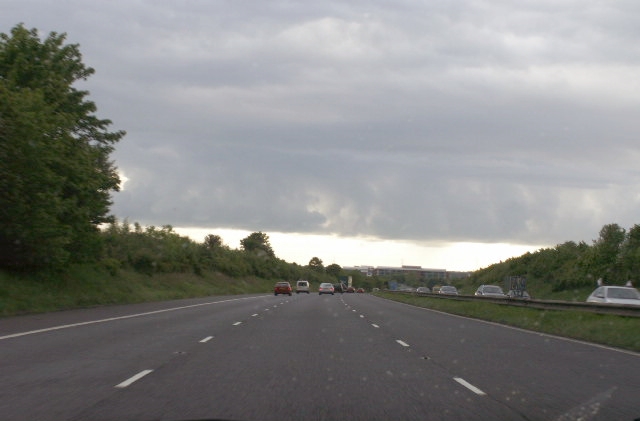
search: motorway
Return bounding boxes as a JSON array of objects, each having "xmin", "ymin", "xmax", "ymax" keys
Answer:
[{"xmin": 0, "ymin": 292, "xmax": 638, "ymax": 421}]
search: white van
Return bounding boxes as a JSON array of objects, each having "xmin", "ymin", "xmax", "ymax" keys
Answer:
[{"xmin": 296, "ymin": 280, "xmax": 310, "ymax": 294}]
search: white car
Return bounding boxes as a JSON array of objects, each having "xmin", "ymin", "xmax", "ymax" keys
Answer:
[
  {"xmin": 296, "ymin": 280, "xmax": 310, "ymax": 294},
  {"xmin": 586, "ymin": 286, "xmax": 640, "ymax": 306}
]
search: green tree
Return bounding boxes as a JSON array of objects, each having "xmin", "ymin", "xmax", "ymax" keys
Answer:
[
  {"xmin": 308, "ymin": 256, "xmax": 324, "ymax": 272},
  {"xmin": 240, "ymin": 231, "xmax": 275, "ymax": 258},
  {"xmin": 204, "ymin": 234, "xmax": 223, "ymax": 249},
  {"xmin": 325, "ymin": 263, "xmax": 342, "ymax": 278},
  {"xmin": 619, "ymin": 224, "xmax": 640, "ymax": 281},
  {"xmin": 0, "ymin": 24, "xmax": 124, "ymax": 269}
]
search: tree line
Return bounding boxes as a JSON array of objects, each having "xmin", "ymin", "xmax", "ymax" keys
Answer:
[
  {"xmin": 469, "ymin": 223, "xmax": 640, "ymax": 291},
  {"xmin": 100, "ymin": 221, "xmax": 352, "ymax": 285}
]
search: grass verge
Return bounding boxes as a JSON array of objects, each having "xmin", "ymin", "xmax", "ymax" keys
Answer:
[
  {"xmin": 376, "ymin": 292, "xmax": 640, "ymax": 353},
  {"xmin": 0, "ymin": 266, "xmax": 274, "ymax": 317}
]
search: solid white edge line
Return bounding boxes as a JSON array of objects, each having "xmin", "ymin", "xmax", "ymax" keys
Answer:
[
  {"xmin": 115, "ymin": 370, "xmax": 153, "ymax": 389},
  {"xmin": 396, "ymin": 339, "xmax": 410, "ymax": 347},
  {"xmin": 0, "ymin": 296, "xmax": 267, "ymax": 341},
  {"xmin": 453, "ymin": 377, "xmax": 487, "ymax": 396},
  {"xmin": 199, "ymin": 336, "xmax": 213, "ymax": 343}
]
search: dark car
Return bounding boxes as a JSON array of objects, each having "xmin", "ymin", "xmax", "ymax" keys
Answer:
[
  {"xmin": 274, "ymin": 281, "xmax": 292, "ymax": 296},
  {"xmin": 333, "ymin": 283, "xmax": 346, "ymax": 293}
]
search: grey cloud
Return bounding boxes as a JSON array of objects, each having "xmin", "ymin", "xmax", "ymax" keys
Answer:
[{"xmin": 4, "ymin": 0, "xmax": 640, "ymax": 248}]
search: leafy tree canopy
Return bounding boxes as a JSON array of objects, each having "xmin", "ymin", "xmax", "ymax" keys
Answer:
[
  {"xmin": 325, "ymin": 263, "xmax": 341, "ymax": 278},
  {"xmin": 240, "ymin": 231, "xmax": 275, "ymax": 258},
  {"xmin": 308, "ymin": 256, "xmax": 324, "ymax": 272},
  {"xmin": 0, "ymin": 24, "xmax": 124, "ymax": 269}
]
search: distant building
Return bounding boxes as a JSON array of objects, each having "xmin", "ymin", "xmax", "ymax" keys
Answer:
[
  {"xmin": 343, "ymin": 266, "xmax": 375, "ymax": 277},
  {"xmin": 374, "ymin": 265, "xmax": 447, "ymax": 282},
  {"xmin": 343, "ymin": 265, "xmax": 470, "ymax": 281}
]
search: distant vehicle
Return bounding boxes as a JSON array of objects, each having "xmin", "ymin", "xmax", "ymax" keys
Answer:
[
  {"xmin": 474, "ymin": 285, "xmax": 506, "ymax": 297},
  {"xmin": 319, "ymin": 283, "xmax": 335, "ymax": 295},
  {"xmin": 274, "ymin": 281, "xmax": 292, "ymax": 296},
  {"xmin": 506, "ymin": 290, "xmax": 530, "ymax": 300},
  {"xmin": 439, "ymin": 286, "xmax": 459, "ymax": 295},
  {"xmin": 346, "ymin": 286, "xmax": 355, "ymax": 293},
  {"xmin": 586, "ymin": 286, "xmax": 640, "ymax": 306},
  {"xmin": 356, "ymin": 288, "xmax": 365, "ymax": 293},
  {"xmin": 415, "ymin": 287, "xmax": 430, "ymax": 294},
  {"xmin": 333, "ymin": 283, "xmax": 346, "ymax": 293},
  {"xmin": 296, "ymin": 280, "xmax": 310, "ymax": 294},
  {"xmin": 431, "ymin": 286, "xmax": 441, "ymax": 293}
]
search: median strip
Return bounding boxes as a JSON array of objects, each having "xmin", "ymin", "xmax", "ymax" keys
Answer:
[{"xmin": 115, "ymin": 370, "xmax": 153, "ymax": 389}]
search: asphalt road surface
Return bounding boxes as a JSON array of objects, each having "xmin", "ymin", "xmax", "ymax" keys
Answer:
[{"xmin": 1, "ymin": 292, "xmax": 638, "ymax": 421}]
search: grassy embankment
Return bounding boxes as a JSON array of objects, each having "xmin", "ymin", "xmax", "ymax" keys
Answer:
[
  {"xmin": 375, "ymin": 291, "xmax": 640, "ymax": 353},
  {"xmin": 0, "ymin": 266, "xmax": 274, "ymax": 317}
]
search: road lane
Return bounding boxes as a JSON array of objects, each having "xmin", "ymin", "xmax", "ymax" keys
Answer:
[{"xmin": 0, "ymin": 294, "xmax": 273, "ymax": 421}]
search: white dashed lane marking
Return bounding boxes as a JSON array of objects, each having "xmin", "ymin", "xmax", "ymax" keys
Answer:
[
  {"xmin": 396, "ymin": 340, "xmax": 410, "ymax": 347},
  {"xmin": 115, "ymin": 370, "xmax": 153, "ymax": 389},
  {"xmin": 453, "ymin": 377, "xmax": 487, "ymax": 396},
  {"xmin": 199, "ymin": 336, "xmax": 213, "ymax": 343}
]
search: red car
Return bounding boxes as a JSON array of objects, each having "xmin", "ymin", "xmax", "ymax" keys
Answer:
[{"xmin": 274, "ymin": 281, "xmax": 292, "ymax": 296}]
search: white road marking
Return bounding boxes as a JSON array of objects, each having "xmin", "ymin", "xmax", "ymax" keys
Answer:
[
  {"xmin": 359, "ymin": 315, "xmax": 364, "ymax": 318},
  {"xmin": 233, "ymin": 322, "xmax": 242, "ymax": 326},
  {"xmin": 199, "ymin": 336, "xmax": 213, "ymax": 343},
  {"xmin": 371, "ymin": 324, "xmax": 380, "ymax": 328},
  {"xmin": 396, "ymin": 340, "xmax": 410, "ymax": 347},
  {"xmin": 453, "ymin": 377, "xmax": 487, "ymax": 396},
  {"xmin": 115, "ymin": 370, "xmax": 153, "ymax": 389},
  {"xmin": 251, "ymin": 313, "xmax": 259, "ymax": 317},
  {"xmin": 0, "ymin": 296, "xmax": 266, "ymax": 341}
]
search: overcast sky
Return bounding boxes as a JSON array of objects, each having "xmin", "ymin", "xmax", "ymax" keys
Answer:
[{"xmin": 4, "ymin": 1, "xmax": 640, "ymax": 270}]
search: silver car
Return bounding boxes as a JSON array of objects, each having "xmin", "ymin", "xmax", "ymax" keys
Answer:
[
  {"xmin": 474, "ymin": 285, "xmax": 506, "ymax": 297},
  {"xmin": 586, "ymin": 286, "xmax": 640, "ymax": 306},
  {"xmin": 318, "ymin": 283, "xmax": 335, "ymax": 295},
  {"xmin": 439, "ymin": 285, "xmax": 459, "ymax": 295}
]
